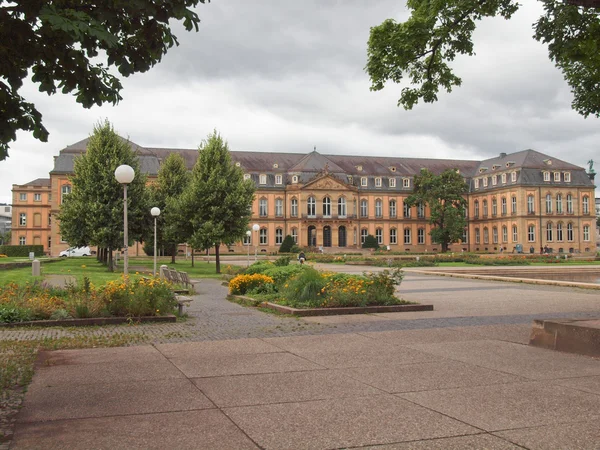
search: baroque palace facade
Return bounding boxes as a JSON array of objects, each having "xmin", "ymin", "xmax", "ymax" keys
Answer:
[{"xmin": 12, "ymin": 137, "xmax": 597, "ymax": 256}]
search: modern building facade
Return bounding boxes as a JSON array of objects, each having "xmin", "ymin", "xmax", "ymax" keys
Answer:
[
  {"xmin": 13, "ymin": 137, "xmax": 597, "ymax": 256},
  {"xmin": 0, "ymin": 203, "xmax": 12, "ymax": 245}
]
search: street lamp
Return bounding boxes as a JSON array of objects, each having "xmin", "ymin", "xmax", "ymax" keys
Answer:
[
  {"xmin": 252, "ymin": 223, "xmax": 260, "ymax": 262},
  {"xmin": 245, "ymin": 230, "xmax": 251, "ymax": 267},
  {"xmin": 151, "ymin": 207, "xmax": 161, "ymax": 276},
  {"xmin": 114, "ymin": 164, "xmax": 135, "ymax": 277}
]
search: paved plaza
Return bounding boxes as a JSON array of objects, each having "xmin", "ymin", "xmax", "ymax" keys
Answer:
[{"xmin": 5, "ymin": 266, "xmax": 600, "ymax": 449}]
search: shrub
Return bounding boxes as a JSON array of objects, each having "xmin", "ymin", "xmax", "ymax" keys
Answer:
[
  {"xmin": 362, "ymin": 235, "xmax": 379, "ymax": 249},
  {"xmin": 274, "ymin": 256, "xmax": 291, "ymax": 266},
  {"xmin": 279, "ymin": 267, "xmax": 327, "ymax": 307},
  {"xmin": 262, "ymin": 265, "xmax": 304, "ymax": 286},
  {"xmin": 279, "ymin": 235, "xmax": 295, "ymax": 253},
  {"xmin": 0, "ymin": 304, "xmax": 32, "ymax": 323},
  {"xmin": 244, "ymin": 261, "xmax": 274, "ymax": 275},
  {"xmin": 0, "ymin": 245, "xmax": 44, "ymax": 257},
  {"xmin": 229, "ymin": 273, "xmax": 275, "ymax": 295},
  {"xmin": 100, "ymin": 277, "xmax": 176, "ymax": 317},
  {"xmin": 289, "ymin": 244, "xmax": 302, "ymax": 253}
]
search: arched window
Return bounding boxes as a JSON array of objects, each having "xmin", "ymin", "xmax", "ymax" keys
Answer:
[
  {"xmin": 482, "ymin": 200, "xmax": 488, "ymax": 217},
  {"xmin": 323, "ymin": 197, "xmax": 331, "ymax": 217},
  {"xmin": 360, "ymin": 200, "xmax": 368, "ymax": 218},
  {"xmin": 512, "ymin": 225, "xmax": 518, "ymax": 242},
  {"xmin": 389, "ymin": 200, "xmax": 397, "ymax": 218},
  {"xmin": 483, "ymin": 227, "xmax": 489, "ymax": 244},
  {"xmin": 337, "ymin": 197, "xmax": 346, "ymax": 217},
  {"xmin": 390, "ymin": 228, "xmax": 397, "ymax": 244},
  {"xmin": 556, "ymin": 222, "xmax": 563, "ymax": 241},
  {"xmin": 502, "ymin": 225, "xmax": 508, "ymax": 243},
  {"xmin": 291, "ymin": 227, "xmax": 298, "ymax": 243},
  {"xmin": 527, "ymin": 195, "xmax": 535, "ymax": 214},
  {"xmin": 403, "ymin": 228, "xmax": 411, "ymax": 244},
  {"xmin": 491, "ymin": 198, "xmax": 497, "ymax": 216},
  {"xmin": 275, "ymin": 228, "xmax": 283, "ymax": 245},
  {"xmin": 546, "ymin": 222, "xmax": 553, "ymax": 241},
  {"xmin": 556, "ymin": 194, "xmax": 563, "ymax": 214},
  {"xmin": 545, "ymin": 194, "xmax": 552, "ymax": 213},
  {"xmin": 474, "ymin": 200, "xmax": 479, "ymax": 218},
  {"xmin": 582, "ymin": 196, "xmax": 590, "ymax": 214},
  {"xmin": 475, "ymin": 228, "xmax": 480, "ymax": 244},
  {"xmin": 275, "ymin": 198, "xmax": 283, "ymax": 217},
  {"xmin": 259, "ymin": 198, "xmax": 268, "ymax": 217},
  {"xmin": 307, "ymin": 196, "xmax": 316, "ymax": 217},
  {"xmin": 567, "ymin": 223, "xmax": 574, "ymax": 241},
  {"xmin": 566, "ymin": 194, "xmax": 573, "ymax": 214},
  {"xmin": 492, "ymin": 226, "xmax": 498, "ymax": 244},
  {"xmin": 375, "ymin": 199, "xmax": 382, "ymax": 218},
  {"xmin": 375, "ymin": 228, "xmax": 383, "ymax": 244},
  {"xmin": 290, "ymin": 198, "xmax": 298, "ymax": 217},
  {"xmin": 361, "ymin": 228, "xmax": 368, "ymax": 243}
]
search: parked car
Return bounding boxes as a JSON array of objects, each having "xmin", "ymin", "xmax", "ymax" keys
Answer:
[{"xmin": 59, "ymin": 246, "xmax": 91, "ymax": 257}]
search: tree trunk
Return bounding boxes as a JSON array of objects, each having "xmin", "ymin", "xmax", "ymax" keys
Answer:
[
  {"xmin": 191, "ymin": 250, "xmax": 194, "ymax": 268},
  {"xmin": 215, "ymin": 244, "xmax": 220, "ymax": 274},
  {"xmin": 171, "ymin": 246, "xmax": 176, "ymax": 264},
  {"xmin": 108, "ymin": 248, "xmax": 114, "ymax": 272}
]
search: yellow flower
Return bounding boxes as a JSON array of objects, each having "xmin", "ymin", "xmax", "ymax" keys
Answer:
[{"xmin": 81, "ymin": 265, "xmax": 86, "ymax": 268}]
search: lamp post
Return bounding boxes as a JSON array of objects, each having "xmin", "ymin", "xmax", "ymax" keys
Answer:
[
  {"xmin": 114, "ymin": 165, "xmax": 135, "ymax": 277},
  {"xmin": 151, "ymin": 207, "xmax": 161, "ymax": 276},
  {"xmin": 252, "ymin": 223, "xmax": 260, "ymax": 262},
  {"xmin": 246, "ymin": 230, "xmax": 251, "ymax": 267}
]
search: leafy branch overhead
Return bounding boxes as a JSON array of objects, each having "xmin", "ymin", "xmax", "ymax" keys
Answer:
[
  {"xmin": 366, "ymin": 0, "xmax": 600, "ymax": 117},
  {"xmin": 0, "ymin": 1, "xmax": 209, "ymax": 161}
]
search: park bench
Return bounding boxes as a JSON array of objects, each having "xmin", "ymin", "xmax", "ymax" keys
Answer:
[
  {"xmin": 161, "ymin": 267, "xmax": 192, "ymax": 294},
  {"xmin": 175, "ymin": 295, "xmax": 192, "ymax": 315}
]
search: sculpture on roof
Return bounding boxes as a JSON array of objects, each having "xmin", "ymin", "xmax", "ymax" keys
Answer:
[{"xmin": 588, "ymin": 159, "xmax": 595, "ymax": 174}]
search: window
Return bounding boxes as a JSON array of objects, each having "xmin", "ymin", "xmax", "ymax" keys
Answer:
[
  {"xmin": 557, "ymin": 223, "xmax": 563, "ymax": 241},
  {"xmin": 492, "ymin": 227, "xmax": 498, "ymax": 244},
  {"xmin": 291, "ymin": 228, "xmax": 298, "ymax": 243},
  {"xmin": 48, "ymin": 214, "xmax": 51, "ymax": 226},
  {"xmin": 243, "ymin": 232, "xmax": 251, "ymax": 245},
  {"xmin": 482, "ymin": 200, "xmax": 488, "ymax": 217},
  {"xmin": 474, "ymin": 179, "xmax": 480, "ymax": 189},
  {"xmin": 545, "ymin": 194, "xmax": 552, "ymax": 214},
  {"xmin": 291, "ymin": 198, "xmax": 298, "ymax": 217},
  {"xmin": 375, "ymin": 177, "xmax": 382, "ymax": 187},
  {"xmin": 390, "ymin": 228, "xmax": 397, "ymax": 244},
  {"xmin": 403, "ymin": 178, "xmax": 410, "ymax": 188},
  {"xmin": 492, "ymin": 198, "xmax": 497, "ymax": 216},
  {"xmin": 403, "ymin": 201, "xmax": 411, "ymax": 218},
  {"xmin": 501, "ymin": 197, "xmax": 507, "ymax": 215},
  {"xmin": 259, "ymin": 174, "xmax": 267, "ymax": 185},
  {"xmin": 48, "ymin": 236, "xmax": 51, "ymax": 249},
  {"xmin": 338, "ymin": 197, "xmax": 346, "ymax": 217},
  {"xmin": 543, "ymin": 171, "xmax": 550, "ymax": 182},
  {"xmin": 375, "ymin": 199, "xmax": 382, "ymax": 218},
  {"xmin": 275, "ymin": 174, "xmax": 283, "ymax": 185},
  {"xmin": 417, "ymin": 202, "xmax": 425, "ymax": 218},
  {"xmin": 527, "ymin": 195, "xmax": 535, "ymax": 214},
  {"xmin": 259, "ymin": 198, "xmax": 268, "ymax": 217},
  {"xmin": 19, "ymin": 236, "xmax": 26, "ymax": 245},
  {"xmin": 389, "ymin": 200, "xmax": 397, "ymax": 218},
  {"xmin": 418, "ymin": 228, "xmax": 425, "ymax": 244},
  {"xmin": 360, "ymin": 199, "xmax": 368, "ymax": 218},
  {"xmin": 34, "ymin": 193, "xmax": 41, "ymax": 201},
  {"xmin": 564, "ymin": 172, "xmax": 571, "ymax": 182},
  {"xmin": 389, "ymin": 178, "xmax": 396, "ymax": 188},
  {"xmin": 474, "ymin": 200, "xmax": 479, "ymax": 218},
  {"xmin": 376, "ymin": 228, "xmax": 383, "ymax": 244},
  {"xmin": 566, "ymin": 194, "xmax": 573, "ymax": 214},
  {"xmin": 556, "ymin": 194, "xmax": 563, "ymax": 214},
  {"xmin": 583, "ymin": 225, "xmax": 590, "ymax": 241},
  {"xmin": 582, "ymin": 196, "xmax": 589, "ymax": 214},
  {"xmin": 33, "ymin": 213, "xmax": 41, "ymax": 227},
  {"xmin": 259, "ymin": 228, "xmax": 267, "ymax": 245},
  {"xmin": 275, "ymin": 228, "xmax": 283, "ymax": 245},
  {"xmin": 511, "ymin": 171, "xmax": 517, "ymax": 182},
  {"xmin": 567, "ymin": 223, "xmax": 574, "ymax": 241},
  {"xmin": 243, "ymin": 174, "xmax": 251, "ymax": 181},
  {"xmin": 528, "ymin": 225, "xmax": 535, "ymax": 242},
  {"xmin": 361, "ymin": 177, "xmax": 368, "ymax": 187},
  {"xmin": 462, "ymin": 228, "xmax": 468, "ymax": 243},
  {"xmin": 19, "ymin": 193, "xmax": 26, "ymax": 201},
  {"xmin": 502, "ymin": 225, "xmax": 508, "ymax": 243},
  {"xmin": 546, "ymin": 222, "xmax": 553, "ymax": 241},
  {"xmin": 475, "ymin": 228, "xmax": 480, "ymax": 244},
  {"xmin": 512, "ymin": 225, "xmax": 518, "ymax": 242},
  {"xmin": 501, "ymin": 173, "xmax": 507, "ymax": 184},
  {"xmin": 483, "ymin": 227, "xmax": 489, "ymax": 244},
  {"xmin": 404, "ymin": 228, "xmax": 411, "ymax": 244},
  {"xmin": 511, "ymin": 196, "xmax": 517, "ymax": 214},
  {"xmin": 554, "ymin": 172, "xmax": 560, "ymax": 182},
  {"xmin": 292, "ymin": 175, "xmax": 298, "ymax": 184},
  {"xmin": 482, "ymin": 177, "xmax": 488, "ymax": 187},
  {"xmin": 323, "ymin": 197, "xmax": 331, "ymax": 217},
  {"xmin": 275, "ymin": 198, "xmax": 283, "ymax": 217},
  {"xmin": 19, "ymin": 213, "xmax": 26, "ymax": 226},
  {"xmin": 307, "ymin": 196, "xmax": 316, "ymax": 217},
  {"xmin": 361, "ymin": 228, "xmax": 368, "ymax": 244},
  {"xmin": 61, "ymin": 185, "xmax": 71, "ymax": 203},
  {"xmin": 492, "ymin": 175, "xmax": 497, "ymax": 186}
]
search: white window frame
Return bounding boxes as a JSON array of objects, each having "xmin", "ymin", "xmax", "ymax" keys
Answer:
[
  {"xmin": 545, "ymin": 194, "xmax": 552, "ymax": 214},
  {"xmin": 492, "ymin": 175, "xmax": 497, "ymax": 186},
  {"xmin": 556, "ymin": 194, "xmax": 563, "ymax": 214},
  {"xmin": 259, "ymin": 228, "xmax": 267, "ymax": 245},
  {"xmin": 61, "ymin": 185, "xmax": 71, "ymax": 203},
  {"xmin": 259, "ymin": 198, "xmax": 268, "ymax": 217},
  {"xmin": 375, "ymin": 199, "xmax": 382, "ymax": 218},
  {"xmin": 275, "ymin": 174, "xmax": 283, "ymax": 185},
  {"xmin": 474, "ymin": 179, "xmax": 479, "ymax": 189},
  {"xmin": 474, "ymin": 200, "xmax": 479, "ymax": 218},
  {"xmin": 375, "ymin": 228, "xmax": 383, "ymax": 245},
  {"xmin": 417, "ymin": 228, "xmax": 425, "ymax": 244},
  {"xmin": 582, "ymin": 196, "xmax": 589, "ymax": 214},
  {"xmin": 528, "ymin": 225, "xmax": 535, "ymax": 242},
  {"xmin": 19, "ymin": 236, "xmax": 26, "ymax": 245},
  {"xmin": 259, "ymin": 174, "xmax": 267, "ymax": 185},
  {"xmin": 403, "ymin": 228, "xmax": 411, "ymax": 244},
  {"xmin": 389, "ymin": 200, "xmax": 397, "ymax": 218},
  {"xmin": 389, "ymin": 178, "xmax": 396, "ymax": 188},
  {"xmin": 361, "ymin": 177, "xmax": 368, "ymax": 187},
  {"xmin": 291, "ymin": 198, "xmax": 298, "ymax": 217},
  {"xmin": 583, "ymin": 225, "xmax": 590, "ymax": 241},
  {"xmin": 512, "ymin": 225, "xmax": 518, "ymax": 242},
  {"xmin": 360, "ymin": 200, "xmax": 368, "ymax": 218},
  {"xmin": 403, "ymin": 178, "xmax": 410, "ymax": 188},
  {"xmin": 502, "ymin": 225, "xmax": 508, "ymax": 243},
  {"xmin": 566, "ymin": 194, "xmax": 573, "ymax": 214},
  {"xmin": 543, "ymin": 171, "xmax": 550, "ymax": 182},
  {"xmin": 19, "ymin": 193, "xmax": 27, "ymax": 201},
  {"xmin": 275, "ymin": 198, "xmax": 283, "ymax": 217},
  {"xmin": 338, "ymin": 197, "xmax": 346, "ymax": 218},
  {"xmin": 375, "ymin": 177, "xmax": 382, "ymax": 187},
  {"xmin": 307, "ymin": 197, "xmax": 316, "ymax": 217},
  {"xmin": 511, "ymin": 171, "xmax": 517, "ymax": 182},
  {"xmin": 482, "ymin": 177, "xmax": 488, "ymax": 187},
  {"xmin": 563, "ymin": 172, "xmax": 571, "ymax": 182},
  {"xmin": 417, "ymin": 202, "xmax": 425, "ymax": 218},
  {"xmin": 501, "ymin": 197, "xmax": 507, "ymax": 215},
  {"xmin": 556, "ymin": 223, "xmax": 563, "ymax": 241},
  {"xmin": 492, "ymin": 227, "xmax": 498, "ymax": 244},
  {"xmin": 323, "ymin": 197, "xmax": 331, "ymax": 217},
  {"xmin": 475, "ymin": 228, "xmax": 480, "ymax": 244},
  {"xmin": 546, "ymin": 222, "xmax": 553, "ymax": 241},
  {"xmin": 403, "ymin": 201, "xmax": 411, "ymax": 218},
  {"xmin": 292, "ymin": 175, "xmax": 298, "ymax": 184},
  {"xmin": 567, "ymin": 223, "xmax": 574, "ymax": 241},
  {"xmin": 34, "ymin": 193, "xmax": 41, "ymax": 201},
  {"xmin": 361, "ymin": 228, "xmax": 368, "ymax": 244},
  {"xmin": 291, "ymin": 228, "xmax": 298, "ymax": 243},
  {"xmin": 501, "ymin": 173, "xmax": 507, "ymax": 184},
  {"xmin": 243, "ymin": 174, "xmax": 251, "ymax": 181},
  {"xmin": 19, "ymin": 213, "xmax": 26, "ymax": 226},
  {"xmin": 390, "ymin": 228, "xmax": 397, "ymax": 244},
  {"xmin": 553, "ymin": 172, "xmax": 560, "ymax": 182},
  {"xmin": 275, "ymin": 228, "xmax": 283, "ymax": 245},
  {"xmin": 527, "ymin": 195, "xmax": 535, "ymax": 214}
]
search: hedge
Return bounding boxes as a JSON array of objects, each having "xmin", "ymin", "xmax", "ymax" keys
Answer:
[{"xmin": 0, "ymin": 245, "xmax": 44, "ymax": 257}]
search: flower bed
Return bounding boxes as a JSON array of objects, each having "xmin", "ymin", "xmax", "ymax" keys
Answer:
[{"xmin": 0, "ymin": 277, "xmax": 178, "ymax": 324}]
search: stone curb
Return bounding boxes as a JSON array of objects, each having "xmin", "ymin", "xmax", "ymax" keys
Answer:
[{"xmin": 0, "ymin": 315, "xmax": 176, "ymax": 328}]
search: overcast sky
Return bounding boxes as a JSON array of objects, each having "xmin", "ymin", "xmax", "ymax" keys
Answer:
[{"xmin": 1, "ymin": 0, "xmax": 599, "ymax": 205}]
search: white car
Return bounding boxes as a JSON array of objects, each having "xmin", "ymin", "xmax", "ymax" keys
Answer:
[{"xmin": 59, "ymin": 246, "xmax": 91, "ymax": 257}]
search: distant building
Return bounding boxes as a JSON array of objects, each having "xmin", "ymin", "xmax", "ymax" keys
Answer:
[
  {"xmin": 10, "ymin": 179, "xmax": 51, "ymax": 253},
  {"xmin": 0, "ymin": 203, "xmax": 11, "ymax": 245},
  {"xmin": 14, "ymin": 137, "xmax": 598, "ymax": 256}
]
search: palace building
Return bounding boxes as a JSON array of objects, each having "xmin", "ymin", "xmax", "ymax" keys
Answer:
[{"xmin": 12, "ymin": 137, "xmax": 597, "ymax": 256}]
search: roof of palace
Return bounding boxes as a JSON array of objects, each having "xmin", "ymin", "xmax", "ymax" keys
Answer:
[{"xmin": 13, "ymin": 178, "xmax": 51, "ymax": 188}]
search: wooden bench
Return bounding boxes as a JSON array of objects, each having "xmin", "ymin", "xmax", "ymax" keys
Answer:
[{"xmin": 175, "ymin": 295, "xmax": 192, "ymax": 315}]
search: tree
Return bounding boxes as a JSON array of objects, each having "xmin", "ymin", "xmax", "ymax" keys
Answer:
[
  {"xmin": 362, "ymin": 234, "xmax": 380, "ymax": 250},
  {"xmin": 58, "ymin": 120, "xmax": 150, "ymax": 271},
  {"xmin": 176, "ymin": 130, "xmax": 255, "ymax": 274},
  {"xmin": 0, "ymin": 230, "xmax": 10, "ymax": 246},
  {"xmin": 0, "ymin": 1, "xmax": 209, "ymax": 161},
  {"xmin": 149, "ymin": 153, "xmax": 190, "ymax": 263},
  {"xmin": 366, "ymin": 1, "xmax": 600, "ymax": 118},
  {"xmin": 405, "ymin": 168, "xmax": 468, "ymax": 253},
  {"xmin": 279, "ymin": 235, "xmax": 296, "ymax": 253}
]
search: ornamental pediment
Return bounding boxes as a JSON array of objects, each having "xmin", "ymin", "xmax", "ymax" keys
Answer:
[{"xmin": 302, "ymin": 175, "xmax": 354, "ymax": 191}]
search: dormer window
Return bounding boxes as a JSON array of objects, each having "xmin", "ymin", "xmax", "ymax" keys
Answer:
[
  {"xmin": 275, "ymin": 174, "xmax": 283, "ymax": 185},
  {"xmin": 506, "ymin": 161, "xmax": 515, "ymax": 167},
  {"xmin": 243, "ymin": 174, "xmax": 251, "ymax": 181},
  {"xmin": 259, "ymin": 174, "xmax": 267, "ymax": 185},
  {"xmin": 543, "ymin": 171, "xmax": 550, "ymax": 182},
  {"xmin": 292, "ymin": 175, "xmax": 298, "ymax": 184},
  {"xmin": 375, "ymin": 177, "xmax": 382, "ymax": 187},
  {"xmin": 511, "ymin": 171, "xmax": 517, "ymax": 182},
  {"xmin": 389, "ymin": 166, "xmax": 396, "ymax": 172},
  {"xmin": 564, "ymin": 172, "xmax": 571, "ymax": 182},
  {"xmin": 553, "ymin": 172, "xmax": 560, "ymax": 182},
  {"xmin": 479, "ymin": 167, "xmax": 488, "ymax": 173},
  {"xmin": 501, "ymin": 173, "xmax": 507, "ymax": 184},
  {"xmin": 492, "ymin": 164, "xmax": 501, "ymax": 170},
  {"xmin": 356, "ymin": 165, "xmax": 363, "ymax": 172},
  {"xmin": 403, "ymin": 178, "xmax": 410, "ymax": 188},
  {"xmin": 492, "ymin": 175, "xmax": 497, "ymax": 186},
  {"xmin": 544, "ymin": 159, "xmax": 552, "ymax": 165},
  {"xmin": 361, "ymin": 177, "xmax": 368, "ymax": 187},
  {"xmin": 389, "ymin": 178, "xmax": 396, "ymax": 188},
  {"xmin": 482, "ymin": 177, "xmax": 488, "ymax": 187},
  {"xmin": 474, "ymin": 179, "xmax": 480, "ymax": 189},
  {"xmin": 273, "ymin": 163, "xmax": 278, "ymax": 169},
  {"xmin": 347, "ymin": 175, "xmax": 353, "ymax": 184}
]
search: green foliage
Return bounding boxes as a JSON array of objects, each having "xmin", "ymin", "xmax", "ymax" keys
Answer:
[
  {"xmin": 274, "ymin": 256, "xmax": 291, "ymax": 266},
  {"xmin": 243, "ymin": 261, "xmax": 274, "ymax": 275},
  {"xmin": 0, "ymin": 245, "xmax": 44, "ymax": 257},
  {"xmin": 280, "ymin": 267, "xmax": 327, "ymax": 307},
  {"xmin": 57, "ymin": 120, "xmax": 150, "ymax": 268},
  {"xmin": 174, "ymin": 130, "xmax": 255, "ymax": 273},
  {"xmin": 465, "ymin": 257, "xmax": 529, "ymax": 266},
  {"xmin": 262, "ymin": 265, "xmax": 304, "ymax": 286},
  {"xmin": 367, "ymin": 1, "xmax": 600, "ymax": 118},
  {"xmin": 0, "ymin": 1, "xmax": 209, "ymax": 160},
  {"xmin": 362, "ymin": 234, "xmax": 380, "ymax": 249},
  {"xmin": 279, "ymin": 235, "xmax": 296, "ymax": 253},
  {"xmin": 0, "ymin": 230, "xmax": 10, "ymax": 246},
  {"xmin": 406, "ymin": 168, "xmax": 468, "ymax": 252},
  {"xmin": 0, "ymin": 305, "xmax": 33, "ymax": 323}
]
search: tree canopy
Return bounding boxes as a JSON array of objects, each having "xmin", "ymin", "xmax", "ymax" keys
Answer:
[
  {"xmin": 0, "ymin": 0, "xmax": 209, "ymax": 161},
  {"xmin": 58, "ymin": 120, "xmax": 150, "ymax": 270},
  {"xmin": 405, "ymin": 168, "xmax": 468, "ymax": 252},
  {"xmin": 366, "ymin": 1, "xmax": 600, "ymax": 118},
  {"xmin": 176, "ymin": 130, "xmax": 255, "ymax": 273}
]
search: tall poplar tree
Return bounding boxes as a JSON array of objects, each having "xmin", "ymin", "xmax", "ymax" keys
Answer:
[
  {"xmin": 58, "ymin": 120, "xmax": 150, "ymax": 270},
  {"xmin": 177, "ymin": 130, "xmax": 255, "ymax": 273},
  {"xmin": 405, "ymin": 168, "xmax": 468, "ymax": 253}
]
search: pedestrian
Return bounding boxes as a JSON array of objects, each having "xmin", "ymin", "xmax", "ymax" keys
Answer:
[{"xmin": 298, "ymin": 251, "xmax": 306, "ymax": 265}]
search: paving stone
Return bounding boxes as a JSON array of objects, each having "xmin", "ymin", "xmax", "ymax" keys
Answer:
[
  {"xmin": 493, "ymin": 420, "xmax": 600, "ymax": 450},
  {"xmin": 553, "ymin": 375, "xmax": 600, "ymax": 395},
  {"xmin": 360, "ymin": 433, "xmax": 521, "ymax": 449},
  {"xmin": 357, "ymin": 328, "xmax": 475, "ymax": 345},
  {"xmin": 155, "ymin": 337, "xmax": 283, "ymax": 358}
]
